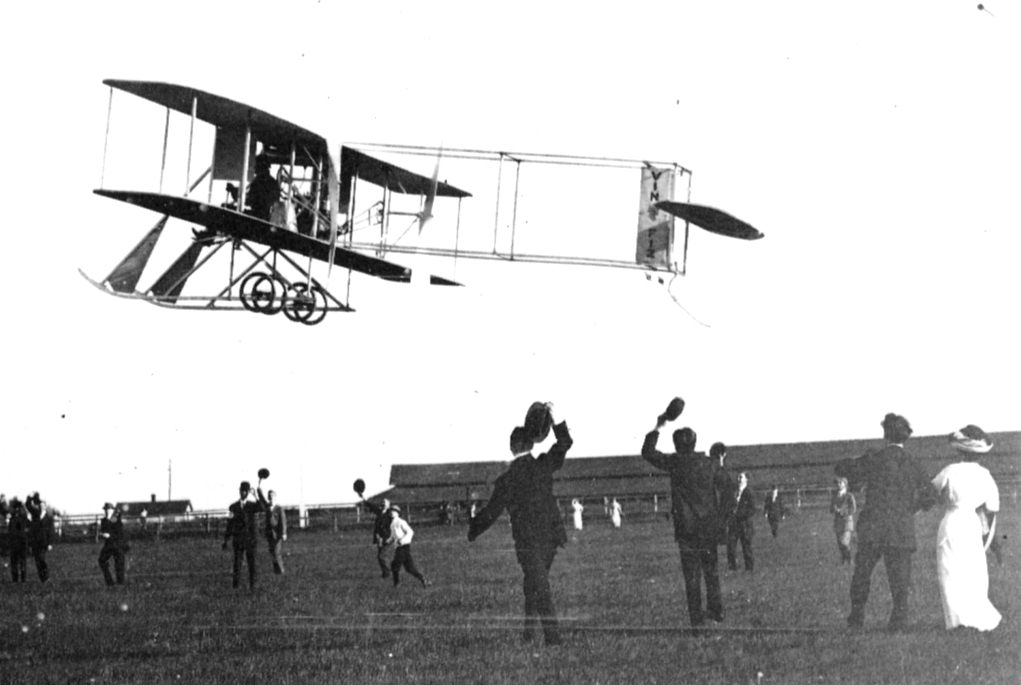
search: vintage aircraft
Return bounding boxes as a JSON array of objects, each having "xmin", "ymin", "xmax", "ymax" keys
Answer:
[{"xmin": 85, "ymin": 79, "xmax": 762, "ymax": 325}]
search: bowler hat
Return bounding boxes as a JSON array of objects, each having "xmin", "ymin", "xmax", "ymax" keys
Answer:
[{"xmin": 881, "ymin": 413, "xmax": 912, "ymax": 443}]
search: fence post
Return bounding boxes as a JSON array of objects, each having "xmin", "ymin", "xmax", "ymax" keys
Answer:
[
  {"xmin": 653, "ymin": 494, "xmax": 658, "ymax": 514},
  {"xmin": 333, "ymin": 512, "xmax": 338, "ymax": 533}
]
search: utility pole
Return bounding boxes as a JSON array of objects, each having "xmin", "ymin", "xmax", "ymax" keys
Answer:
[{"xmin": 168, "ymin": 458, "xmax": 172, "ymax": 501}]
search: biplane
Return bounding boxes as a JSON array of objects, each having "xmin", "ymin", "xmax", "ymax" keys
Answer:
[{"xmin": 86, "ymin": 79, "xmax": 762, "ymax": 325}]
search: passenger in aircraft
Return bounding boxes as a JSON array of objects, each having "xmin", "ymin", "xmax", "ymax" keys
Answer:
[
  {"xmin": 469, "ymin": 403, "xmax": 572, "ymax": 646},
  {"xmin": 246, "ymin": 154, "xmax": 281, "ymax": 221},
  {"xmin": 641, "ymin": 414, "xmax": 730, "ymax": 628}
]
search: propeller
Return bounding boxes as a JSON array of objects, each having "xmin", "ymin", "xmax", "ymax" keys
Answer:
[
  {"xmin": 418, "ymin": 145, "xmax": 442, "ymax": 235},
  {"xmin": 326, "ymin": 144, "xmax": 342, "ymax": 278}
]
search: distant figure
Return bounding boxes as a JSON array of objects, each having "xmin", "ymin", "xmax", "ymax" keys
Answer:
[
  {"xmin": 831, "ymin": 477, "xmax": 857, "ymax": 564},
  {"xmin": 258, "ymin": 487, "xmax": 287, "ymax": 575},
  {"xmin": 223, "ymin": 480, "xmax": 263, "ymax": 590},
  {"xmin": 763, "ymin": 485, "xmax": 785, "ymax": 538},
  {"xmin": 932, "ymin": 425, "xmax": 1001, "ymax": 631},
  {"xmin": 572, "ymin": 498, "xmax": 584, "ymax": 531},
  {"xmin": 469, "ymin": 500, "xmax": 478, "ymax": 520},
  {"xmin": 469, "ymin": 403, "xmax": 572, "ymax": 646},
  {"xmin": 361, "ymin": 496, "xmax": 394, "ymax": 579},
  {"xmin": 0, "ymin": 493, "xmax": 8, "ymax": 567},
  {"xmin": 641, "ymin": 402, "xmax": 730, "ymax": 627},
  {"xmin": 610, "ymin": 498, "xmax": 623, "ymax": 529},
  {"xmin": 386, "ymin": 506, "xmax": 429, "ymax": 588},
  {"xmin": 139, "ymin": 508, "xmax": 148, "ymax": 531},
  {"xmin": 246, "ymin": 155, "xmax": 281, "ymax": 221},
  {"xmin": 99, "ymin": 502, "xmax": 129, "ymax": 586},
  {"xmin": 725, "ymin": 472, "xmax": 755, "ymax": 572},
  {"xmin": 835, "ymin": 413, "xmax": 937, "ymax": 632},
  {"xmin": 26, "ymin": 497, "xmax": 54, "ymax": 582},
  {"xmin": 7, "ymin": 498, "xmax": 28, "ymax": 582},
  {"xmin": 710, "ymin": 442, "xmax": 728, "ymax": 471}
]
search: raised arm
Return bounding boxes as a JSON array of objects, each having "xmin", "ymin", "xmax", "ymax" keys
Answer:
[
  {"xmin": 641, "ymin": 429, "xmax": 674, "ymax": 472},
  {"xmin": 538, "ymin": 419, "xmax": 573, "ymax": 472},
  {"xmin": 468, "ymin": 473, "xmax": 511, "ymax": 542}
]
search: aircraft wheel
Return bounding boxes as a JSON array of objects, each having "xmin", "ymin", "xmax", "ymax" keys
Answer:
[
  {"xmin": 285, "ymin": 282, "xmax": 328, "ymax": 326},
  {"xmin": 260, "ymin": 275, "xmax": 288, "ymax": 315},
  {"xmin": 240, "ymin": 273, "xmax": 285, "ymax": 315}
]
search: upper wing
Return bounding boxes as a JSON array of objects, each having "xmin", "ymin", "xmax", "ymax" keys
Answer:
[
  {"xmin": 655, "ymin": 201, "xmax": 764, "ymax": 240},
  {"xmin": 94, "ymin": 190, "xmax": 461, "ymax": 285},
  {"xmin": 340, "ymin": 146, "xmax": 471, "ymax": 205}
]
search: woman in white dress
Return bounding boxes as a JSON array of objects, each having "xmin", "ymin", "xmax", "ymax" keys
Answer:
[
  {"xmin": 571, "ymin": 498, "xmax": 584, "ymax": 531},
  {"xmin": 931, "ymin": 425, "xmax": 1001, "ymax": 631},
  {"xmin": 610, "ymin": 498, "xmax": 622, "ymax": 529}
]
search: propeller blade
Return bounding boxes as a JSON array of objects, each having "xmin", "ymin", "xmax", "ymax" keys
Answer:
[
  {"xmin": 418, "ymin": 146, "xmax": 442, "ymax": 235},
  {"xmin": 326, "ymin": 143, "xmax": 342, "ymax": 277}
]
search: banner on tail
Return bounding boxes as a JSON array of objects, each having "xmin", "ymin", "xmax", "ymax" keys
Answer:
[{"xmin": 636, "ymin": 165, "xmax": 675, "ymax": 270}]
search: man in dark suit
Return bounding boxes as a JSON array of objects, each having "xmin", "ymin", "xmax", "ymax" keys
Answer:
[
  {"xmin": 7, "ymin": 498, "xmax": 29, "ymax": 582},
  {"xmin": 642, "ymin": 408, "xmax": 731, "ymax": 627},
  {"xmin": 360, "ymin": 496, "xmax": 394, "ymax": 579},
  {"xmin": 223, "ymin": 480, "xmax": 263, "ymax": 590},
  {"xmin": 835, "ymin": 413, "xmax": 937, "ymax": 631},
  {"xmin": 26, "ymin": 494, "xmax": 54, "ymax": 583},
  {"xmin": 98, "ymin": 502, "xmax": 129, "ymax": 585},
  {"xmin": 763, "ymin": 485, "xmax": 786, "ymax": 538},
  {"xmin": 725, "ymin": 472, "xmax": 756, "ymax": 572},
  {"xmin": 468, "ymin": 403, "xmax": 572, "ymax": 646},
  {"xmin": 257, "ymin": 487, "xmax": 287, "ymax": 575}
]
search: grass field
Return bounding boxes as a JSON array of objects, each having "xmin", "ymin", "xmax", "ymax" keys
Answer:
[{"xmin": 1, "ymin": 501, "xmax": 1018, "ymax": 685}]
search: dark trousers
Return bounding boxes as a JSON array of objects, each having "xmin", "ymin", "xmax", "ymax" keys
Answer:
[
  {"xmin": 266, "ymin": 535, "xmax": 284, "ymax": 574},
  {"xmin": 391, "ymin": 544, "xmax": 425, "ymax": 586},
  {"xmin": 848, "ymin": 542, "xmax": 913, "ymax": 628},
  {"xmin": 233, "ymin": 544, "xmax": 256, "ymax": 589},
  {"xmin": 10, "ymin": 547, "xmax": 27, "ymax": 582},
  {"xmin": 376, "ymin": 543, "xmax": 391, "ymax": 577},
  {"xmin": 99, "ymin": 546, "xmax": 126, "ymax": 585},
  {"xmin": 726, "ymin": 526, "xmax": 754, "ymax": 571},
  {"xmin": 31, "ymin": 548, "xmax": 49, "ymax": 582},
  {"xmin": 679, "ymin": 544, "xmax": 722, "ymax": 626},
  {"xmin": 767, "ymin": 516, "xmax": 780, "ymax": 538},
  {"xmin": 516, "ymin": 545, "xmax": 560, "ymax": 644}
]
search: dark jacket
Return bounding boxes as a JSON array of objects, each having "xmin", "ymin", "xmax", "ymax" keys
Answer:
[
  {"xmin": 256, "ymin": 488, "xmax": 287, "ymax": 541},
  {"xmin": 100, "ymin": 515, "xmax": 128, "ymax": 552},
  {"xmin": 469, "ymin": 421, "xmax": 573, "ymax": 551},
  {"xmin": 28, "ymin": 513, "xmax": 55, "ymax": 552},
  {"xmin": 835, "ymin": 444, "xmax": 936, "ymax": 550},
  {"xmin": 7, "ymin": 509, "xmax": 29, "ymax": 553},
  {"xmin": 725, "ymin": 487, "xmax": 756, "ymax": 538},
  {"xmin": 224, "ymin": 499, "xmax": 262, "ymax": 549},
  {"xmin": 764, "ymin": 492, "xmax": 786, "ymax": 521},
  {"xmin": 641, "ymin": 430, "xmax": 730, "ymax": 546},
  {"xmin": 364, "ymin": 500, "xmax": 392, "ymax": 545}
]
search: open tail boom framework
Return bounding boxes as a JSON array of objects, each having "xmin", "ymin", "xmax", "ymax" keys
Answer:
[{"xmin": 89, "ymin": 80, "xmax": 761, "ymax": 325}]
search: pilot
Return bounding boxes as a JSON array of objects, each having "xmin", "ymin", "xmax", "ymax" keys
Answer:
[{"xmin": 246, "ymin": 154, "xmax": 280, "ymax": 221}]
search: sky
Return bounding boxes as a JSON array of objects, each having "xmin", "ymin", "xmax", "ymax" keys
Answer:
[{"xmin": 2, "ymin": 1, "xmax": 1019, "ymax": 515}]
